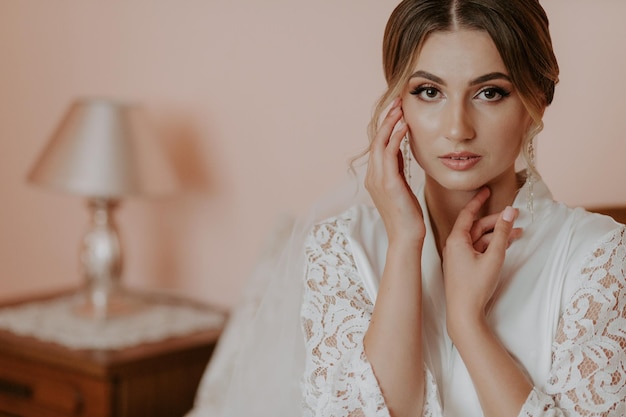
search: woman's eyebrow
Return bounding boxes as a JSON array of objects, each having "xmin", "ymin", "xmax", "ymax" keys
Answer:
[
  {"xmin": 409, "ymin": 70, "xmax": 445, "ymax": 85},
  {"xmin": 409, "ymin": 70, "xmax": 512, "ymax": 86},
  {"xmin": 469, "ymin": 72, "xmax": 511, "ymax": 85}
]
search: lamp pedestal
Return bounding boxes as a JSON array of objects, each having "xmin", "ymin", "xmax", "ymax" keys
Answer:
[{"xmin": 74, "ymin": 198, "xmax": 142, "ymax": 319}]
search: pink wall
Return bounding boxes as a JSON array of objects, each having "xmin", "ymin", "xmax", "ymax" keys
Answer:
[
  {"xmin": 540, "ymin": 1, "xmax": 626, "ymax": 207},
  {"xmin": 1, "ymin": 1, "xmax": 625, "ymax": 309}
]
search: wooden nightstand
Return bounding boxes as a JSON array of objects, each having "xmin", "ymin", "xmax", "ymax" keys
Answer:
[{"xmin": 0, "ymin": 291, "xmax": 224, "ymax": 417}]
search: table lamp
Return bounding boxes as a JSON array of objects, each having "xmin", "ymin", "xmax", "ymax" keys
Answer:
[{"xmin": 27, "ymin": 98, "xmax": 177, "ymax": 319}]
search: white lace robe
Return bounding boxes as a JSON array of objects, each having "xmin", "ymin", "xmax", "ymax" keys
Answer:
[{"xmin": 300, "ymin": 182, "xmax": 626, "ymax": 417}]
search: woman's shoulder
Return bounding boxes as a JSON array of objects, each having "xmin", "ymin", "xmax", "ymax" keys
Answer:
[
  {"xmin": 308, "ymin": 204, "xmax": 380, "ymax": 237},
  {"xmin": 569, "ymin": 207, "xmax": 626, "ymax": 268},
  {"xmin": 550, "ymin": 204, "xmax": 626, "ymax": 306},
  {"xmin": 543, "ymin": 203, "xmax": 624, "ymax": 269},
  {"xmin": 561, "ymin": 205, "xmax": 624, "ymax": 250},
  {"xmin": 305, "ymin": 204, "xmax": 384, "ymax": 258}
]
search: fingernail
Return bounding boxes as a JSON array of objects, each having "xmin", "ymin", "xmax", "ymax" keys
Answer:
[
  {"xmin": 392, "ymin": 97, "xmax": 401, "ymax": 107},
  {"xmin": 502, "ymin": 206, "xmax": 516, "ymax": 222}
]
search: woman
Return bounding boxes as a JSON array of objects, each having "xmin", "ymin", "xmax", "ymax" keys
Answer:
[{"xmin": 301, "ymin": 1, "xmax": 626, "ymax": 416}]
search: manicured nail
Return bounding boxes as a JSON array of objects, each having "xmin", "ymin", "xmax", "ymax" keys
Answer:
[{"xmin": 502, "ymin": 206, "xmax": 516, "ymax": 222}]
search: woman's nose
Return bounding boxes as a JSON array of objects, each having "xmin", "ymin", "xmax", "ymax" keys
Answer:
[{"xmin": 444, "ymin": 99, "xmax": 476, "ymax": 142}]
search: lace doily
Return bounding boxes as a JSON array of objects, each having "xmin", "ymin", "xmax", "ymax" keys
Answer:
[{"xmin": 0, "ymin": 294, "xmax": 225, "ymax": 350}]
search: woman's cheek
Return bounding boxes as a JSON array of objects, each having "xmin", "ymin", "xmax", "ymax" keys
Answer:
[{"xmin": 405, "ymin": 111, "xmax": 440, "ymax": 141}]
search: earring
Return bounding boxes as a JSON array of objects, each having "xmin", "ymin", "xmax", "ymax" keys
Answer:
[
  {"xmin": 402, "ymin": 135, "xmax": 412, "ymax": 185},
  {"xmin": 526, "ymin": 138, "xmax": 536, "ymax": 221}
]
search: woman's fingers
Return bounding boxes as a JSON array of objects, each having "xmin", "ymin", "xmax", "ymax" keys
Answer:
[
  {"xmin": 449, "ymin": 187, "xmax": 491, "ymax": 239},
  {"xmin": 367, "ymin": 98, "xmax": 402, "ymax": 176},
  {"xmin": 470, "ymin": 209, "xmax": 522, "ymax": 250},
  {"xmin": 457, "ymin": 191, "xmax": 522, "ymax": 253},
  {"xmin": 473, "ymin": 227, "xmax": 522, "ymax": 253},
  {"xmin": 470, "ymin": 212, "xmax": 499, "ymax": 243},
  {"xmin": 371, "ymin": 98, "xmax": 403, "ymax": 151},
  {"xmin": 366, "ymin": 97, "xmax": 407, "ymax": 191},
  {"xmin": 383, "ymin": 121, "xmax": 408, "ymax": 178},
  {"xmin": 444, "ymin": 199, "xmax": 521, "ymax": 319},
  {"xmin": 484, "ymin": 206, "xmax": 518, "ymax": 261}
]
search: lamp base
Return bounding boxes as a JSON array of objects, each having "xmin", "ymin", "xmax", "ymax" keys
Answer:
[
  {"xmin": 74, "ymin": 197, "xmax": 143, "ymax": 320},
  {"xmin": 73, "ymin": 286, "xmax": 146, "ymax": 320}
]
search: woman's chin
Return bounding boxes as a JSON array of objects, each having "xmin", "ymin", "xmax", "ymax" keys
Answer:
[
  {"xmin": 425, "ymin": 166, "xmax": 517, "ymax": 194},
  {"xmin": 427, "ymin": 173, "xmax": 488, "ymax": 193}
]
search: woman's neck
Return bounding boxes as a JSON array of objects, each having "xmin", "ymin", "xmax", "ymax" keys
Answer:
[{"xmin": 424, "ymin": 171, "xmax": 524, "ymax": 256}]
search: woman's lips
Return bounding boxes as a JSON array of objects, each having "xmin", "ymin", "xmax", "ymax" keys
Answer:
[{"xmin": 439, "ymin": 152, "xmax": 482, "ymax": 171}]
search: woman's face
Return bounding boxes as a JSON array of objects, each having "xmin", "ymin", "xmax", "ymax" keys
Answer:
[{"xmin": 401, "ymin": 29, "xmax": 532, "ymax": 192}]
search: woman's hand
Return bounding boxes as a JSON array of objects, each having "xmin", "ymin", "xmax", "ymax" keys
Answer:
[
  {"xmin": 365, "ymin": 98, "xmax": 425, "ymax": 245},
  {"xmin": 442, "ymin": 188, "xmax": 520, "ymax": 333},
  {"xmin": 442, "ymin": 188, "xmax": 533, "ymax": 417}
]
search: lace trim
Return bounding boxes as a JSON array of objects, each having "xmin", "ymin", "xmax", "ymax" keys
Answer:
[
  {"xmin": 520, "ymin": 227, "xmax": 626, "ymax": 416},
  {"xmin": 301, "ymin": 215, "xmax": 390, "ymax": 417}
]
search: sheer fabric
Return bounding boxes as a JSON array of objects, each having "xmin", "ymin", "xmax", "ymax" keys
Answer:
[{"xmin": 301, "ymin": 182, "xmax": 626, "ymax": 416}]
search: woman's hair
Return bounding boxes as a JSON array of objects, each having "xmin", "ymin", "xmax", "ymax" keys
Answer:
[{"xmin": 367, "ymin": 0, "xmax": 560, "ymax": 176}]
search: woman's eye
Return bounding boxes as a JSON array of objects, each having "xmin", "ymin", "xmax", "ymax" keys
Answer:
[
  {"xmin": 476, "ymin": 87, "xmax": 510, "ymax": 101},
  {"xmin": 410, "ymin": 86, "xmax": 442, "ymax": 101}
]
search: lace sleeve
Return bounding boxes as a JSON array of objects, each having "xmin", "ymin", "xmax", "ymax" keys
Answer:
[
  {"xmin": 519, "ymin": 227, "xmax": 626, "ymax": 417},
  {"xmin": 300, "ymin": 216, "xmax": 391, "ymax": 417},
  {"xmin": 300, "ymin": 214, "xmax": 442, "ymax": 417}
]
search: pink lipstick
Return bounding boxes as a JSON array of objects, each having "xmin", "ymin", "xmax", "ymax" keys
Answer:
[{"xmin": 439, "ymin": 152, "xmax": 482, "ymax": 171}]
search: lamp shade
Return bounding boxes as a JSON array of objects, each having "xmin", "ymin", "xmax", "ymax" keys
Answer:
[{"xmin": 28, "ymin": 98, "xmax": 177, "ymax": 198}]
